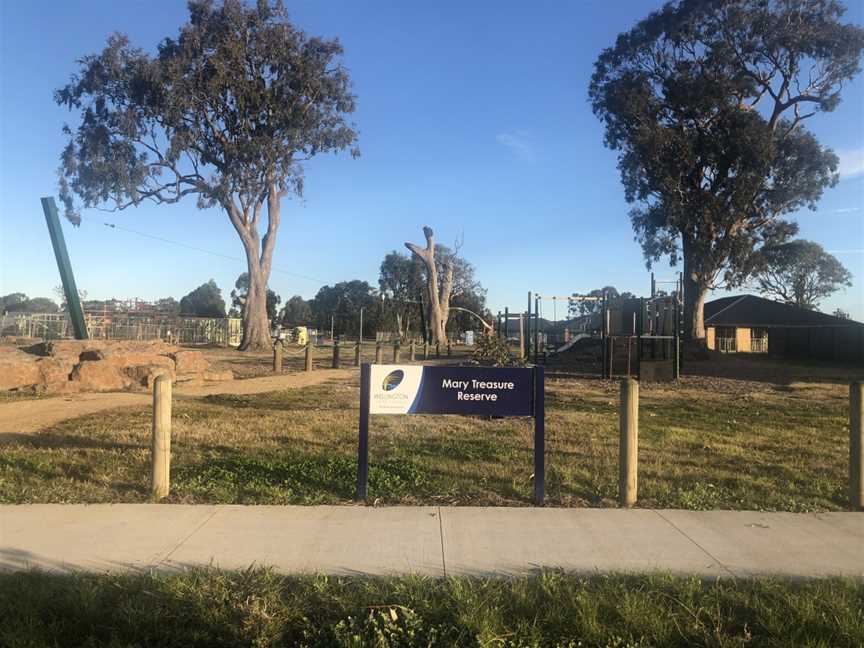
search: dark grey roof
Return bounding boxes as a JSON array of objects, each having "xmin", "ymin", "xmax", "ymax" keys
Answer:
[{"xmin": 704, "ymin": 294, "xmax": 863, "ymax": 328}]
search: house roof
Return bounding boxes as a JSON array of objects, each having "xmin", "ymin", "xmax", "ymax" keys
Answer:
[{"xmin": 704, "ymin": 295, "xmax": 863, "ymax": 328}]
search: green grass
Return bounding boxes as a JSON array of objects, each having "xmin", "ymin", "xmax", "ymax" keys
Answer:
[
  {"xmin": 0, "ymin": 377, "xmax": 852, "ymax": 510},
  {"xmin": 1, "ymin": 568, "xmax": 861, "ymax": 647}
]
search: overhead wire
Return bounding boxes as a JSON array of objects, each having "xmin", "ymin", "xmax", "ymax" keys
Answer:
[{"xmin": 74, "ymin": 213, "xmax": 328, "ymax": 285}]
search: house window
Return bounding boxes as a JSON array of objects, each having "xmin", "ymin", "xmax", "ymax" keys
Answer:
[
  {"xmin": 750, "ymin": 327, "xmax": 768, "ymax": 353},
  {"xmin": 716, "ymin": 327, "xmax": 736, "ymax": 352}
]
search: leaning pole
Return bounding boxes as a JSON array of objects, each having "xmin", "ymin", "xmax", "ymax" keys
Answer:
[{"xmin": 41, "ymin": 196, "xmax": 88, "ymax": 339}]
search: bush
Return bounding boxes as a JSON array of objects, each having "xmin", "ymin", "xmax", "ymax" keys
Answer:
[{"xmin": 472, "ymin": 334, "xmax": 522, "ymax": 367}]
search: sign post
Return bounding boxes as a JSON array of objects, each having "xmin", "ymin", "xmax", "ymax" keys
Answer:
[
  {"xmin": 357, "ymin": 363, "xmax": 545, "ymax": 504},
  {"xmin": 533, "ymin": 365, "xmax": 545, "ymax": 504}
]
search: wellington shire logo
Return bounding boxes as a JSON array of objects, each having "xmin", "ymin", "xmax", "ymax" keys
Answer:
[{"xmin": 382, "ymin": 370, "xmax": 404, "ymax": 391}]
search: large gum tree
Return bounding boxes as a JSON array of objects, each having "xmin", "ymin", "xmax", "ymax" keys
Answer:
[
  {"xmin": 590, "ymin": 0, "xmax": 863, "ymax": 339},
  {"xmin": 56, "ymin": 0, "xmax": 359, "ymax": 350}
]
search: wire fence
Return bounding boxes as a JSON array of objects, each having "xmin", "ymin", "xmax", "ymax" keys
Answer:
[{"xmin": 0, "ymin": 312, "xmax": 242, "ymax": 346}]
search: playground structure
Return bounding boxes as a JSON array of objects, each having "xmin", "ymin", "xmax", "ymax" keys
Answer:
[{"xmin": 497, "ymin": 274, "xmax": 684, "ymax": 380}]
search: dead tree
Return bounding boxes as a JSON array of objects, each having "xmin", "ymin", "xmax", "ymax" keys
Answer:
[{"xmin": 405, "ymin": 226, "xmax": 454, "ymax": 345}]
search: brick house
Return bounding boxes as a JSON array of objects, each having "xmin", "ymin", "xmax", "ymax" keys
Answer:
[{"xmin": 704, "ymin": 294, "xmax": 864, "ymax": 362}]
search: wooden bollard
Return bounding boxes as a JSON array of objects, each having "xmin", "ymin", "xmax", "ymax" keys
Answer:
[
  {"xmin": 305, "ymin": 342, "xmax": 313, "ymax": 372},
  {"xmin": 332, "ymin": 338, "xmax": 340, "ymax": 368},
  {"xmin": 435, "ymin": 342, "xmax": 441, "ymax": 359},
  {"xmin": 851, "ymin": 382, "xmax": 864, "ymax": 511},
  {"xmin": 393, "ymin": 340, "xmax": 401, "ymax": 362},
  {"xmin": 619, "ymin": 378, "xmax": 638, "ymax": 507},
  {"xmin": 447, "ymin": 340, "xmax": 452, "ymax": 356},
  {"xmin": 410, "ymin": 340, "xmax": 416, "ymax": 361},
  {"xmin": 424, "ymin": 341, "xmax": 429, "ymax": 359},
  {"xmin": 151, "ymin": 374, "xmax": 172, "ymax": 499},
  {"xmin": 375, "ymin": 341, "xmax": 383, "ymax": 364},
  {"xmin": 273, "ymin": 341, "xmax": 283, "ymax": 373},
  {"xmin": 354, "ymin": 341, "xmax": 361, "ymax": 367}
]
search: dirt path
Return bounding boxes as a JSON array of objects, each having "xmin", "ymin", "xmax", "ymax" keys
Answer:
[{"xmin": 0, "ymin": 369, "xmax": 354, "ymax": 436}]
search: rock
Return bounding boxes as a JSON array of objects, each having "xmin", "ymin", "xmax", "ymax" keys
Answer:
[
  {"xmin": 36, "ymin": 356, "xmax": 75, "ymax": 390},
  {"xmin": 171, "ymin": 350, "xmax": 209, "ymax": 374},
  {"xmin": 70, "ymin": 361, "xmax": 131, "ymax": 392},
  {"xmin": 203, "ymin": 370, "xmax": 234, "ymax": 382},
  {"xmin": 127, "ymin": 364, "xmax": 175, "ymax": 390},
  {"xmin": 0, "ymin": 348, "xmax": 41, "ymax": 390}
]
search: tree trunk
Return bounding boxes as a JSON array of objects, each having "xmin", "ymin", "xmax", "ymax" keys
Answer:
[
  {"xmin": 682, "ymin": 240, "xmax": 708, "ymax": 341},
  {"xmin": 239, "ymin": 259, "xmax": 272, "ymax": 350},
  {"xmin": 228, "ymin": 186, "xmax": 281, "ymax": 351},
  {"xmin": 405, "ymin": 227, "xmax": 453, "ymax": 345}
]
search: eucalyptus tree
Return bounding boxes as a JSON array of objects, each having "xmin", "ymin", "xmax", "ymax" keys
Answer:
[
  {"xmin": 56, "ymin": 0, "xmax": 359, "ymax": 349},
  {"xmin": 753, "ymin": 239, "xmax": 852, "ymax": 309},
  {"xmin": 590, "ymin": 0, "xmax": 864, "ymax": 338}
]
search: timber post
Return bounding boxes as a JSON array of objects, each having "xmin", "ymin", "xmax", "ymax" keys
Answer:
[
  {"xmin": 375, "ymin": 341, "xmax": 383, "ymax": 364},
  {"xmin": 619, "ymin": 378, "xmax": 638, "ymax": 508},
  {"xmin": 410, "ymin": 339, "xmax": 416, "ymax": 361},
  {"xmin": 332, "ymin": 337, "xmax": 340, "ymax": 368},
  {"xmin": 305, "ymin": 342, "xmax": 314, "ymax": 372},
  {"xmin": 393, "ymin": 340, "xmax": 401, "ymax": 362},
  {"xmin": 273, "ymin": 340, "xmax": 283, "ymax": 373},
  {"xmin": 151, "ymin": 375, "xmax": 172, "ymax": 499},
  {"xmin": 354, "ymin": 341, "xmax": 361, "ymax": 367}
]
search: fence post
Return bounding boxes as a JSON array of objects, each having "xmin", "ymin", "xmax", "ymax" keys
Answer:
[
  {"xmin": 410, "ymin": 339, "xmax": 416, "ymax": 361},
  {"xmin": 332, "ymin": 337, "xmax": 340, "ymax": 368},
  {"xmin": 393, "ymin": 340, "xmax": 401, "ymax": 362},
  {"xmin": 375, "ymin": 341, "xmax": 383, "ymax": 363},
  {"xmin": 273, "ymin": 341, "xmax": 283, "ymax": 373},
  {"xmin": 354, "ymin": 341, "xmax": 361, "ymax": 367},
  {"xmin": 619, "ymin": 378, "xmax": 638, "ymax": 508},
  {"xmin": 151, "ymin": 375, "xmax": 172, "ymax": 499},
  {"xmin": 851, "ymin": 382, "xmax": 864, "ymax": 511}
]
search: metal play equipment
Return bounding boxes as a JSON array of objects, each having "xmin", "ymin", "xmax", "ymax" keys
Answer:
[{"xmin": 502, "ymin": 278, "xmax": 685, "ymax": 381}]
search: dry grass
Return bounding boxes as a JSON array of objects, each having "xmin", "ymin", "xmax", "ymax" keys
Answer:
[{"xmin": 0, "ymin": 370, "xmax": 852, "ymax": 510}]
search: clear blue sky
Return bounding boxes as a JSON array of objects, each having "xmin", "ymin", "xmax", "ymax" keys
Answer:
[{"xmin": 1, "ymin": 1, "xmax": 863, "ymax": 319}]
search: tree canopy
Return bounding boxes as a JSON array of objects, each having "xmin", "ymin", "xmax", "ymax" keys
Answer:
[
  {"xmin": 56, "ymin": 0, "xmax": 359, "ymax": 349},
  {"xmin": 309, "ymin": 280, "xmax": 380, "ymax": 338},
  {"xmin": 0, "ymin": 294, "xmax": 60, "ymax": 314},
  {"xmin": 279, "ymin": 295, "xmax": 312, "ymax": 327},
  {"xmin": 180, "ymin": 279, "xmax": 227, "ymax": 318},
  {"xmin": 752, "ymin": 239, "xmax": 852, "ymax": 309},
  {"xmin": 590, "ymin": 0, "xmax": 864, "ymax": 338},
  {"xmin": 569, "ymin": 286, "xmax": 636, "ymax": 317}
]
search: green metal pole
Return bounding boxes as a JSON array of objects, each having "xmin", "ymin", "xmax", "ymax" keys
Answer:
[{"xmin": 41, "ymin": 197, "xmax": 88, "ymax": 339}]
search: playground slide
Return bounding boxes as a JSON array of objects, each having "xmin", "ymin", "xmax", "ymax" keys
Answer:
[{"xmin": 550, "ymin": 333, "xmax": 590, "ymax": 355}]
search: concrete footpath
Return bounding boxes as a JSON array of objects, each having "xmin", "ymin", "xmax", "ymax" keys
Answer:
[{"xmin": 0, "ymin": 505, "xmax": 861, "ymax": 578}]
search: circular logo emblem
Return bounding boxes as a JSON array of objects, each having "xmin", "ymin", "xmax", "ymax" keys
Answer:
[{"xmin": 382, "ymin": 370, "xmax": 404, "ymax": 391}]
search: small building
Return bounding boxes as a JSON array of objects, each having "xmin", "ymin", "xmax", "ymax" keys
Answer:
[{"xmin": 704, "ymin": 294, "xmax": 864, "ymax": 362}]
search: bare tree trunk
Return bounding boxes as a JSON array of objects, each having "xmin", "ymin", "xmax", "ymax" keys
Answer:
[
  {"xmin": 682, "ymin": 239, "xmax": 708, "ymax": 341},
  {"xmin": 405, "ymin": 226, "xmax": 453, "ymax": 345},
  {"xmin": 227, "ymin": 186, "xmax": 281, "ymax": 351}
]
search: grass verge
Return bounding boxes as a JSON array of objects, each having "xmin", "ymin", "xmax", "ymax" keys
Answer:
[
  {"xmin": 0, "ymin": 376, "xmax": 851, "ymax": 510},
  {"xmin": 1, "ymin": 568, "xmax": 862, "ymax": 647}
]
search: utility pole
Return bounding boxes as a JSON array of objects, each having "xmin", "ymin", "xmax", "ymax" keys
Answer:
[{"xmin": 41, "ymin": 197, "xmax": 88, "ymax": 339}]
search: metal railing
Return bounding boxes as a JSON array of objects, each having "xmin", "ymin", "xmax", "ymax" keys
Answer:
[
  {"xmin": 716, "ymin": 337, "xmax": 737, "ymax": 353},
  {"xmin": 1, "ymin": 312, "xmax": 242, "ymax": 346},
  {"xmin": 750, "ymin": 337, "xmax": 768, "ymax": 354}
]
